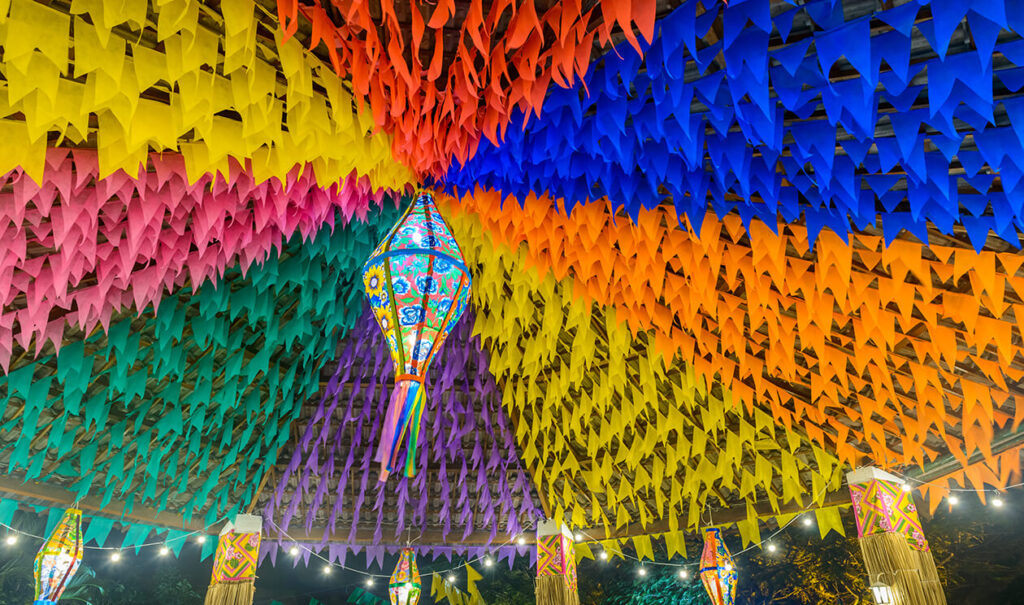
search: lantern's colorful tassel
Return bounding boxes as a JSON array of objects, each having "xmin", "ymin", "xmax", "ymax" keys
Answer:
[{"xmin": 378, "ymin": 376, "xmax": 426, "ymax": 480}]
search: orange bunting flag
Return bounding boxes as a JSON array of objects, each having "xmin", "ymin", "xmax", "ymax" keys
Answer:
[{"xmin": 275, "ymin": 0, "xmax": 659, "ymax": 177}]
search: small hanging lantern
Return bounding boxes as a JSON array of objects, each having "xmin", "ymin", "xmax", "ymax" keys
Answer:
[
  {"xmin": 871, "ymin": 581, "xmax": 896, "ymax": 605},
  {"xmin": 699, "ymin": 527, "xmax": 737, "ymax": 605},
  {"xmin": 389, "ymin": 547, "xmax": 421, "ymax": 605},
  {"xmin": 204, "ymin": 514, "xmax": 262, "ymax": 605},
  {"xmin": 363, "ymin": 191, "xmax": 471, "ymax": 480},
  {"xmin": 33, "ymin": 508, "xmax": 84, "ymax": 605}
]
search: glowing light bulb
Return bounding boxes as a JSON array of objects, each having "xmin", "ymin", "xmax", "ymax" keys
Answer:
[
  {"xmin": 5, "ymin": 535, "xmax": 16, "ymax": 545},
  {"xmin": 948, "ymin": 495, "xmax": 959, "ymax": 506},
  {"xmin": 802, "ymin": 516, "xmax": 813, "ymax": 527},
  {"xmin": 366, "ymin": 578, "xmax": 374, "ymax": 587},
  {"xmin": 483, "ymin": 557, "xmax": 493, "ymax": 567},
  {"xmin": 993, "ymin": 497, "xmax": 1005, "ymax": 508},
  {"xmin": 638, "ymin": 568, "xmax": 647, "ymax": 577},
  {"xmin": 111, "ymin": 552, "xmax": 122, "ymax": 562},
  {"xmin": 290, "ymin": 547, "xmax": 299, "ymax": 556},
  {"xmin": 678, "ymin": 569, "xmax": 689, "ymax": 579},
  {"xmin": 516, "ymin": 536, "xmax": 526, "ymax": 546},
  {"xmin": 158, "ymin": 546, "xmax": 169, "ymax": 556},
  {"xmin": 767, "ymin": 543, "xmax": 777, "ymax": 553},
  {"xmin": 901, "ymin": 483, "xmax": 912, "ymax": 492},
  {"xmin": 599, "ymin": 551, "xmax": 609, "ymax": 561},
  {"xmin": 447, "ymin": 575, "xmax": 456, "ymax": 583},
  {"xmin": 574, "ymin": 533, "xmax": 583, "ymax": 542},
  {"xmin": 323, "ymin": 565, "xmax": 331, "ymax": 574},
  {"xmin": 197, "ymin": 535, "xmax": 207, "ymax": 544}
]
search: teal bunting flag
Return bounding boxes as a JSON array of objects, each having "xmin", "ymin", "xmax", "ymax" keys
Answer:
[{"xmin": 0, "ymin": 197, "xmax": 405, "ymax": 527}]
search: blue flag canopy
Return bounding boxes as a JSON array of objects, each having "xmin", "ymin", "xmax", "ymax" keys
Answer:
[{"xmin": 447, "ymin": 0, "xmax": 1024, "ymax": 251}]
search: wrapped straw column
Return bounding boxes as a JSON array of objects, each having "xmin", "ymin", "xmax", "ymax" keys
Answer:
[
  {"xmin": 847, "ymin": 468, "xmax": 946, "ymax": 605},
  {"xmin": 535, "ymin": 521, "xmax": 579, "ymax": 605},
  {"xmin": 204, "ymin": 515, "xmax": 262, "ymax": 605}
]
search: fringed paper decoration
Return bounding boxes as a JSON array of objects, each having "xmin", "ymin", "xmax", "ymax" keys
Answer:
[
  {"xmin": 362, "ymin": 191, "xmax": 471, "ymax": 480},
  {"xmin": 699, "ymin": 528, "xmax": 737, "ymax": 605},
  {"xmin": 33, "ymin": 508, "xmax": 83, "ymax": 605},
  {"xmin": 204, "ymin": 515, "xmax": 262, "ymax": 605},
  {"xmin": 848, "ymin": 468, "xmax": 947, "ymax": 605},
  {"xmin": 389, "ymin": 548, "xmax": 421, "ymax": 605},
  {"xmin": 535, "ymin": 521, "xmax": 579, "ymax": 605}
]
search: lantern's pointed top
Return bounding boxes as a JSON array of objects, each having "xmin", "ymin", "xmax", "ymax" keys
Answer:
[{"xmin": 368, "ymin": 191, "xmax": 467, "ymax": 272}]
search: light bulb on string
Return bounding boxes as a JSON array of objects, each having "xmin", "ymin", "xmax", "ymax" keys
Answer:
[
  {"xmin": 638, "ymin": 567, "xmax": 647, "ymax": 577},
  {"xmin": 802, "ymin": 515, "xmax": 813, "ymax": 527},
  {"xmin": 483, "ymin": 556, "xmax": 493, "ymax": 567},
  {"xmin": 901, "ymin": 483, "xmax": 912, "ymax": 492},
  {"xmin": 4, "ymin": 535, "xmax": 16, "ymax": 546},
  {"xmin": 678, "ymin": 569, "xmax": 689, "ymax": 579},
  {"xmin": 993, "ymin": 497, "xmax": 1005, "ymax": 508},
  {"xmin": 948, "ymin": 495, "xmax": 959, "ymax": 506},
  {"xmin": 516, "ymin": 536, "xmax": 526, "ymax": 546},
  {"xmin": 599, "ymin": 551, "xmax": 609, "ymax": 561},
  {"xmin": 290, "ymin": 546, "xmax": 299, "ymax": 556},
  {"xmin": 111, "ymin": 552, "xmax": 122, "ymax": 562},
  {"xmin": 158, "ymin": 546, "xmax": 169, "ymax": 556},
  {"xmin": 447, "ymin": 575, "xmax": 456, "ymax": 584},
  {"xmin": 766, "ymin": 543, "xmax": 777, "ymax": 553},
  {"xmin": 366, "ymin": 578, "xmax": 374, "ymax": 587},
  {"xmin": 197, "ymin": 535, "xmax": 207, "ymax": 544},
  {"xmin": 574, "ymin": 533, "xmax": 583, "ymax": 542},
  {"xmin": 323, "ymin": 565, "xmax": 331, "ymax": 575}
]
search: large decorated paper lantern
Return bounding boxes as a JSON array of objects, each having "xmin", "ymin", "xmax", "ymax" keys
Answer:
[
  {"xmin": 362, "ymin": 191, "xmax": 471, "ymax": 480},
  {"xmin": 33, "ymin": 508, "xmax": 84, "ymax": 605},
  {"xmin": 699, "ymin": 527, "xmax": 737, "ymax": 605},
  {"xmin": 389, "ymin": 547, "xmax": 421, "ymax": 605}
]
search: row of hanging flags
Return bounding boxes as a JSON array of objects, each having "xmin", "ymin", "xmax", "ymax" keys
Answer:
[{"xmin": 0, "ymin": 0, "xmax": 1022, "ymax": 593}]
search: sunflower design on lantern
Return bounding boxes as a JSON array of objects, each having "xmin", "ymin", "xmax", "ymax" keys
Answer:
[
  {"xmin": 365, "ymin": 265, "xmax": 387, "ymax": 302},
  {"xmin": 361, "ymin": 191, "xmax": 471, "ymax": 480}
]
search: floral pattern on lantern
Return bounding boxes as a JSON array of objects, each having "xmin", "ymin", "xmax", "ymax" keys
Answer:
[
  {"xmin": 699, "ymin": 527, "xmax": 737, "ymax": 605},
  {"xmin": 362, "ymin": 191, "xmax": 471, "ymax": 480},
  {"xmin": 33, "ymin": 508, "xmax": 84, "ymax": 605},
  {"xmin": 389, "ymin": 547, "xmax": 421, "ymax": 605}
]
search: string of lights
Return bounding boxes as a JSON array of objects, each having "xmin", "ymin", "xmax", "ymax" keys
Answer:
[
  {"xmin": 265, "ymin": 518, "xmax": 538, "ymax": 586},
  {"xmin": 575, "ymin": 471, "xmax": 1020, "ymax": 582},
  {"xmin": 0, "ymin": 469, "xmax": 1014, "ymax": 588},
  {"xmin": 0, "ymin": 516, "xmax": 219, "ymax": 555}
]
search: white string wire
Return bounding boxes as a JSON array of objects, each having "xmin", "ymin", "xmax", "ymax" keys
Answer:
[
  {"xmin": 576, "ymin": 479, "xmax": 835, "ymax": 575},
  {"xmin": 0, "ymin": 518, "xmax": 220, "ymax": 551},
  {"xmin": 576, "ymin": 469, "xmax": 1021, "ymax": 577},
  {"xmin": 0, "ymin": 465, "xmax": 1014, "ymax": 583},
  {"xmin": 264, "ymin": 517, "xmax": 537, "ymax": 580}
]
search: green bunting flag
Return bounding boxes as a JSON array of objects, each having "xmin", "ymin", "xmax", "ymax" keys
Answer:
[{"xmin": 0, "ymin": 197, "xmax": 405, "ymax": 526}]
